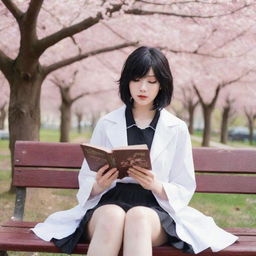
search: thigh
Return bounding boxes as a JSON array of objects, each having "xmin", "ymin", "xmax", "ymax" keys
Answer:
[
  {"xmin": 126, "ymin": 206, "xmax": 168, "ymax": 246},
  {"xmin": 85, "ymin": 204, "xmax": 126, "ymax": 240}
]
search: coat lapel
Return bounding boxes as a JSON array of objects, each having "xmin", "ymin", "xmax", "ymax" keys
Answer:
[
  {"xmin": 104, "ymin": 105, "xmax": 181, "ymax": 164},
  {"xmin": 105, "ymin": 105, "xmax": 128, "ymax": 148},
  {"xmin": 150, "ymin": 109, "xmax": 180, "ymax": 163}
]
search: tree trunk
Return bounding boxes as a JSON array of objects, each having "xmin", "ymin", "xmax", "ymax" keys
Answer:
[
  {"xmin": 76, "ymin": 113, "xmax": 83, "ymax": 134},
  {"xmin": 220, "ymin": 106, "xmax": 230, "ymax": 144},
  {"xmin": 202, "ymin": 106, "xmax": 213, "ymax": 147},
  {"xmin": 188, "ymin": 104, "xmax": 195, "ymax": 135},
  {"xmin": 0, "ymin": 104, "xmax": 7, "ymax": 129},
  {"xmin": 8, "ymin": 75, "xmax": 42, "ymax": 191},
  {"xmin": 60, "ymin": 102, "xmax": 72, "ymax": 142},
  {"xmin": 248, "ymin": 118, "xmax": 254, "ymax": 146}
]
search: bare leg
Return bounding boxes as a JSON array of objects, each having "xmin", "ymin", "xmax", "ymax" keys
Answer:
[
  {"xmin": 86, "ymin": 204, "xmax": 126, "ymax": 256},
  {"xmin": 123, "ymin": 206, "xmax": 168, "ymax": 256}
]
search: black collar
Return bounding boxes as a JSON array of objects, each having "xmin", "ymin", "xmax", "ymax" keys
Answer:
[{"xmin": 125, "ymin": 106, "xmax": 160, "ymax": 130}]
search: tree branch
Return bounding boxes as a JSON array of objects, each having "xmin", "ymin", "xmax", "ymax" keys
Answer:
[
  {"xmin": 2, "ymin": 0, "xmax": 23, "ymax": 22},
  {"xmin": 69, "ymin": 70, "xmax": 79, "ymax": 88},
  {"xmin": 212, "ymin": 24, "xmax": 255, "ymax": 52},
  {"xmin": 209, "ymin": 85, "xmax": 221, "ymax": 108},
  {"xmin": 222, "ymin": 69, "xmax": 253, "ymax": 88},
  {"xmin": 43, "ymin": 41, "xmax": 139, "ymax": 76},
  {"xmin": 41, "ymin": 7, "xmax": 82, "ymax": 55},
  {"xmin": 192, "ymin": 82, "xmax": 205, "ymax": 106},
  {"xmin": 37, "ymin": 3, "xmax": 124, "ymax": 55},
  {"xmin": 139, "ymin": 0, "xmax": 221, "ymax": 6},
  {"xmin": 37, "ymin": 14, "xmax": 102, "ymax": 55},
  {"xmin": 101, "ymin": 21, "xmax": 130, "ymax": 41},
  {"xmin": 159, "ymin": 46, "xmax": 250, "ymax": 59},
  {"xmin": 25, "ymin": 0, "xmax": 44, "ymax": 29},
  {"xmin": 126, "ymin": 2, "xmax": 253, "ymax": 19},
  {"xmin": 71, "ymin": 88, "xmax": 115, "ymax": 103}
]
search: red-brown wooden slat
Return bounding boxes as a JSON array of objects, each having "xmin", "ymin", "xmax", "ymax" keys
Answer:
[
  {"xmin": 3, "ymin": 221, "xmax": 255, "ymax": 237},
  {"xmin": 195, "ymin": 175, "xmax": 256, "ymax": 194},
  {"xmin": 225, "ymin": 228, "xmax": 256, "ymax": 236},
  {"xmin": 2, "ymin": 221, "xmax": 37, "ymax": 228},
  {"xmin": 14, "ymin": 141, "xmax": 256, "ymax": 174},
  {"xmin": 14, "ymin": 141, "xmax": 84, "ymax": 168},
  {"xmin": 193, "ymin": 147, "xmax": 256, "ymax": 174},
  {"xmin": 12, "ymin": 169, "xmax": 79, "ymax": 188},
  {"xmin": 1, "ymin": 227, "xmax": 256, "ymax": 256},
  {"xmin": 12, "ymin": 168, "xmax": 256, "ymax": 194}
]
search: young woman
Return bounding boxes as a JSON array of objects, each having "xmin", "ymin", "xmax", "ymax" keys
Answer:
[{"xmin": 32, "ymin": 46, "xmax": 238, "ymax": 255}]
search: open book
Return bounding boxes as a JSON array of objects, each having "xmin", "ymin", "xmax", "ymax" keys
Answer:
[{"xmin": 80, "ymin": 143, "xmax": 152, "ymax": 179}]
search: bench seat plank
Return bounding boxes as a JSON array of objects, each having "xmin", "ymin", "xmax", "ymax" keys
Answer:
[
  {"xmin": 1, "ymin": 226, "xmax": 256, "ymax": 256},
  {"xmin": 3, "ymin": 221, "xmax": 256, "ymax": 236}
]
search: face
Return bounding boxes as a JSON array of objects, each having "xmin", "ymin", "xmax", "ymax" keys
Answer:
[{"xmin": 129, "ymin": 68, "xmax": 160, "ymax": 109}]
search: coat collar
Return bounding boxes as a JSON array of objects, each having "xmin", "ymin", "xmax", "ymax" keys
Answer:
[{"xmin": 104, "ymin": 105, "xmax": 181, "ymax": 163}]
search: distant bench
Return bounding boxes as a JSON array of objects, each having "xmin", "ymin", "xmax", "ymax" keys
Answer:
[{"xmin": 0, "ymin": 141, "xmax": 256, "ymax": 256}]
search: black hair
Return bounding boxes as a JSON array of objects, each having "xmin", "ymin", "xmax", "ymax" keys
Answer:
[{"xmin": 118, "ymin": 46, "xmax": 173, "ymax": 110}]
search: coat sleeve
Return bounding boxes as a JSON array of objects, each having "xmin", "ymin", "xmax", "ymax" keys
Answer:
[
  {"xmin": 76, "ymin": 118, "xmax": 106, "ymax": 207},
  {"xmin": 158, "ymin": 122, "xmax": 196, "ymax": 214}
]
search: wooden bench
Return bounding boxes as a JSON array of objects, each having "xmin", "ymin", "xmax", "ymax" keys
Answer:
[{"xmin": 0, "ymin": 141, "xmax": 256, "ymax": 256}]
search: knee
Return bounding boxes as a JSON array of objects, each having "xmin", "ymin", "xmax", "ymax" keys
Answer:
[
  {"xmin": 125, "ymin": 206, "xmax": 150, "ymax": 226},
  {"xmin": 94, "ymin": 204, "xmax": 126, "ymax": 230}
]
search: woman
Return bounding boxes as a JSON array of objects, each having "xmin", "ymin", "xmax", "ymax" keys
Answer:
[{"xmin": 32, "ymin": 46, "xmax": 238, "ymax": 255}]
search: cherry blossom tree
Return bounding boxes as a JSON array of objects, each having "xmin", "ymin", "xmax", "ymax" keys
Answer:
[
  {"xmin": 175, "ymin": 82, "xmax": 199, "ymax": 134},
  {"xmin": 217, "ymin": 88, "xmax": 240, "ymax": 144},
  {"xmin": 51, "ymin": 70, "xmax": 116, "ymax": 142},
  {"xmin": 0, "ymin": 0, "xmax": 255, "ymax": 190}
]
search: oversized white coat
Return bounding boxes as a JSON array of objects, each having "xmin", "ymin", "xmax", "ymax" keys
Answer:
[{"xmin": 32, "ymin": 105, "xmax": 238, "ymax": 254}]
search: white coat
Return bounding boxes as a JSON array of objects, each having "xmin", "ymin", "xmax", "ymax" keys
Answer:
[{"xmin": 32, "ymin": 105, "xmax": 238, "ymax": 254}]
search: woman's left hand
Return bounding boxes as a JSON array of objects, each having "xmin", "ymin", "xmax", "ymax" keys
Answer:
[{"xmin": 127, "ymin": 165, "xmax": 160, "ymax": 191}]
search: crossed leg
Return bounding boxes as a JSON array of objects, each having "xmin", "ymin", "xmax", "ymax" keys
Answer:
[{"xmin": 86, "ymin": 205, "xmax": 168, "ymax": 256}]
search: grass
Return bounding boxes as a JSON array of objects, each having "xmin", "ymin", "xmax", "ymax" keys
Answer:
[
  {"xmin": 40, "ymin": 128, "xmax": 91, "ymax": 143},
  {"xmin": 1, "ymin": 129, "xmax": 256, "ymax": 255},
  {"xmin": 190, "ymin": 193, "xmax": 256, "ymax": 228}
]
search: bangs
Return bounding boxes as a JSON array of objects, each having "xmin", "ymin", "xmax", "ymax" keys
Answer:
[{"xmin": 129, "ymin": 54, "xmax": 152, "ymax": 80}]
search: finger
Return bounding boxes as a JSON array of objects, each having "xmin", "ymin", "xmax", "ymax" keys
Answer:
[
  {"xmin": 132, "ymin": 166, "xmax": 153, "ymax": 177},
  {"xmin": 132, "ymin": 165, "xmax": 151, "ymax": 173},
  {"xmin": 97, "ymin": 169, "xmax": 118, "ymax": 188},
  {"xmin": 97, "ymin": 164, "xmax": 110, "ymax": 176},
  {"xmin": 101, "ymin": 168, "xmax": 117, "ymax": 181},
  {"xmin": 109, "ymin": 170, "xmax": 119, "ymax": 181},
  {"xmin": 128, "ymin": 169, "xmax": 151, "ymax": 182},
  {"xmin": 129, "ymin": 167, "xmax": 147, "ymax": 177}
]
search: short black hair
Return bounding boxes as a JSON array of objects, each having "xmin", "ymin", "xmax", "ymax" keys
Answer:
[{"xmin": 118, "ymin": 46, "xmax": 173, "ymax": 110}]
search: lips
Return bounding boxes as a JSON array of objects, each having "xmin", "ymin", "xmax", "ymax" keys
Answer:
[{"xmin": 138, "ymin": 95, "xmax": 148, "ymax": 99}]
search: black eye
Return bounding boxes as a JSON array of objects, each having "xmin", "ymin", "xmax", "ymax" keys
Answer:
[
  {"xmin": 149, "ymin": 81, "xmax": 157, "ymax": 84},
  {"xmin": 132, "ymin": 78, "xmax": 140, "ymax": 82}
]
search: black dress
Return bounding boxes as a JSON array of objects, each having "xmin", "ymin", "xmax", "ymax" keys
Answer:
[{"xmin": 52, "ymin": 106, "xmax": 194, "ymax": 254}]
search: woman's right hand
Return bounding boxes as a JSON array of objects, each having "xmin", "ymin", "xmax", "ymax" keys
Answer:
[{"xmin": 90, "ymin": 164, "xmax": 119, "ymax": 197}]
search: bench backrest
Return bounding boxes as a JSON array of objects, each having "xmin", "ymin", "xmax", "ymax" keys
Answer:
[{"xmin": 13, "ymin": 141, "xmax": 256, "ymax": 194}]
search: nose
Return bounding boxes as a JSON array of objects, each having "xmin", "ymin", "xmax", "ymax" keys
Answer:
[{"xmin": 140, "ymin": 80, "xmax": 147, "ymax": 91}]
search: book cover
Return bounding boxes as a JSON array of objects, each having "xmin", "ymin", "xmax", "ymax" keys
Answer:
[{"xmin": 80, "ymin": 143, "xmax": 152, "ymax": 179}]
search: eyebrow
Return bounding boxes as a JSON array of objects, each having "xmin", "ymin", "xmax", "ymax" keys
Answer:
[{"xmin": 146, "ymin": 75, "xmax": 155, "ymax": 77}]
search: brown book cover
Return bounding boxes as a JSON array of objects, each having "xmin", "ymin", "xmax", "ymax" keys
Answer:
[{"xmin": 80, "ymin": 143, "xmax": 152, "ymax": 179}]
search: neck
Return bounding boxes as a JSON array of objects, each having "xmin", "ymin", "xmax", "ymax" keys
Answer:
[{"xmin": 132, "ymin": 103, "xmax": 156, "ymax": 120}]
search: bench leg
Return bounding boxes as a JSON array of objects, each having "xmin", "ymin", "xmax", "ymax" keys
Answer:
[{"xmin": 0, "ymin": 251, "xmax": 8, "ymax": 256}]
